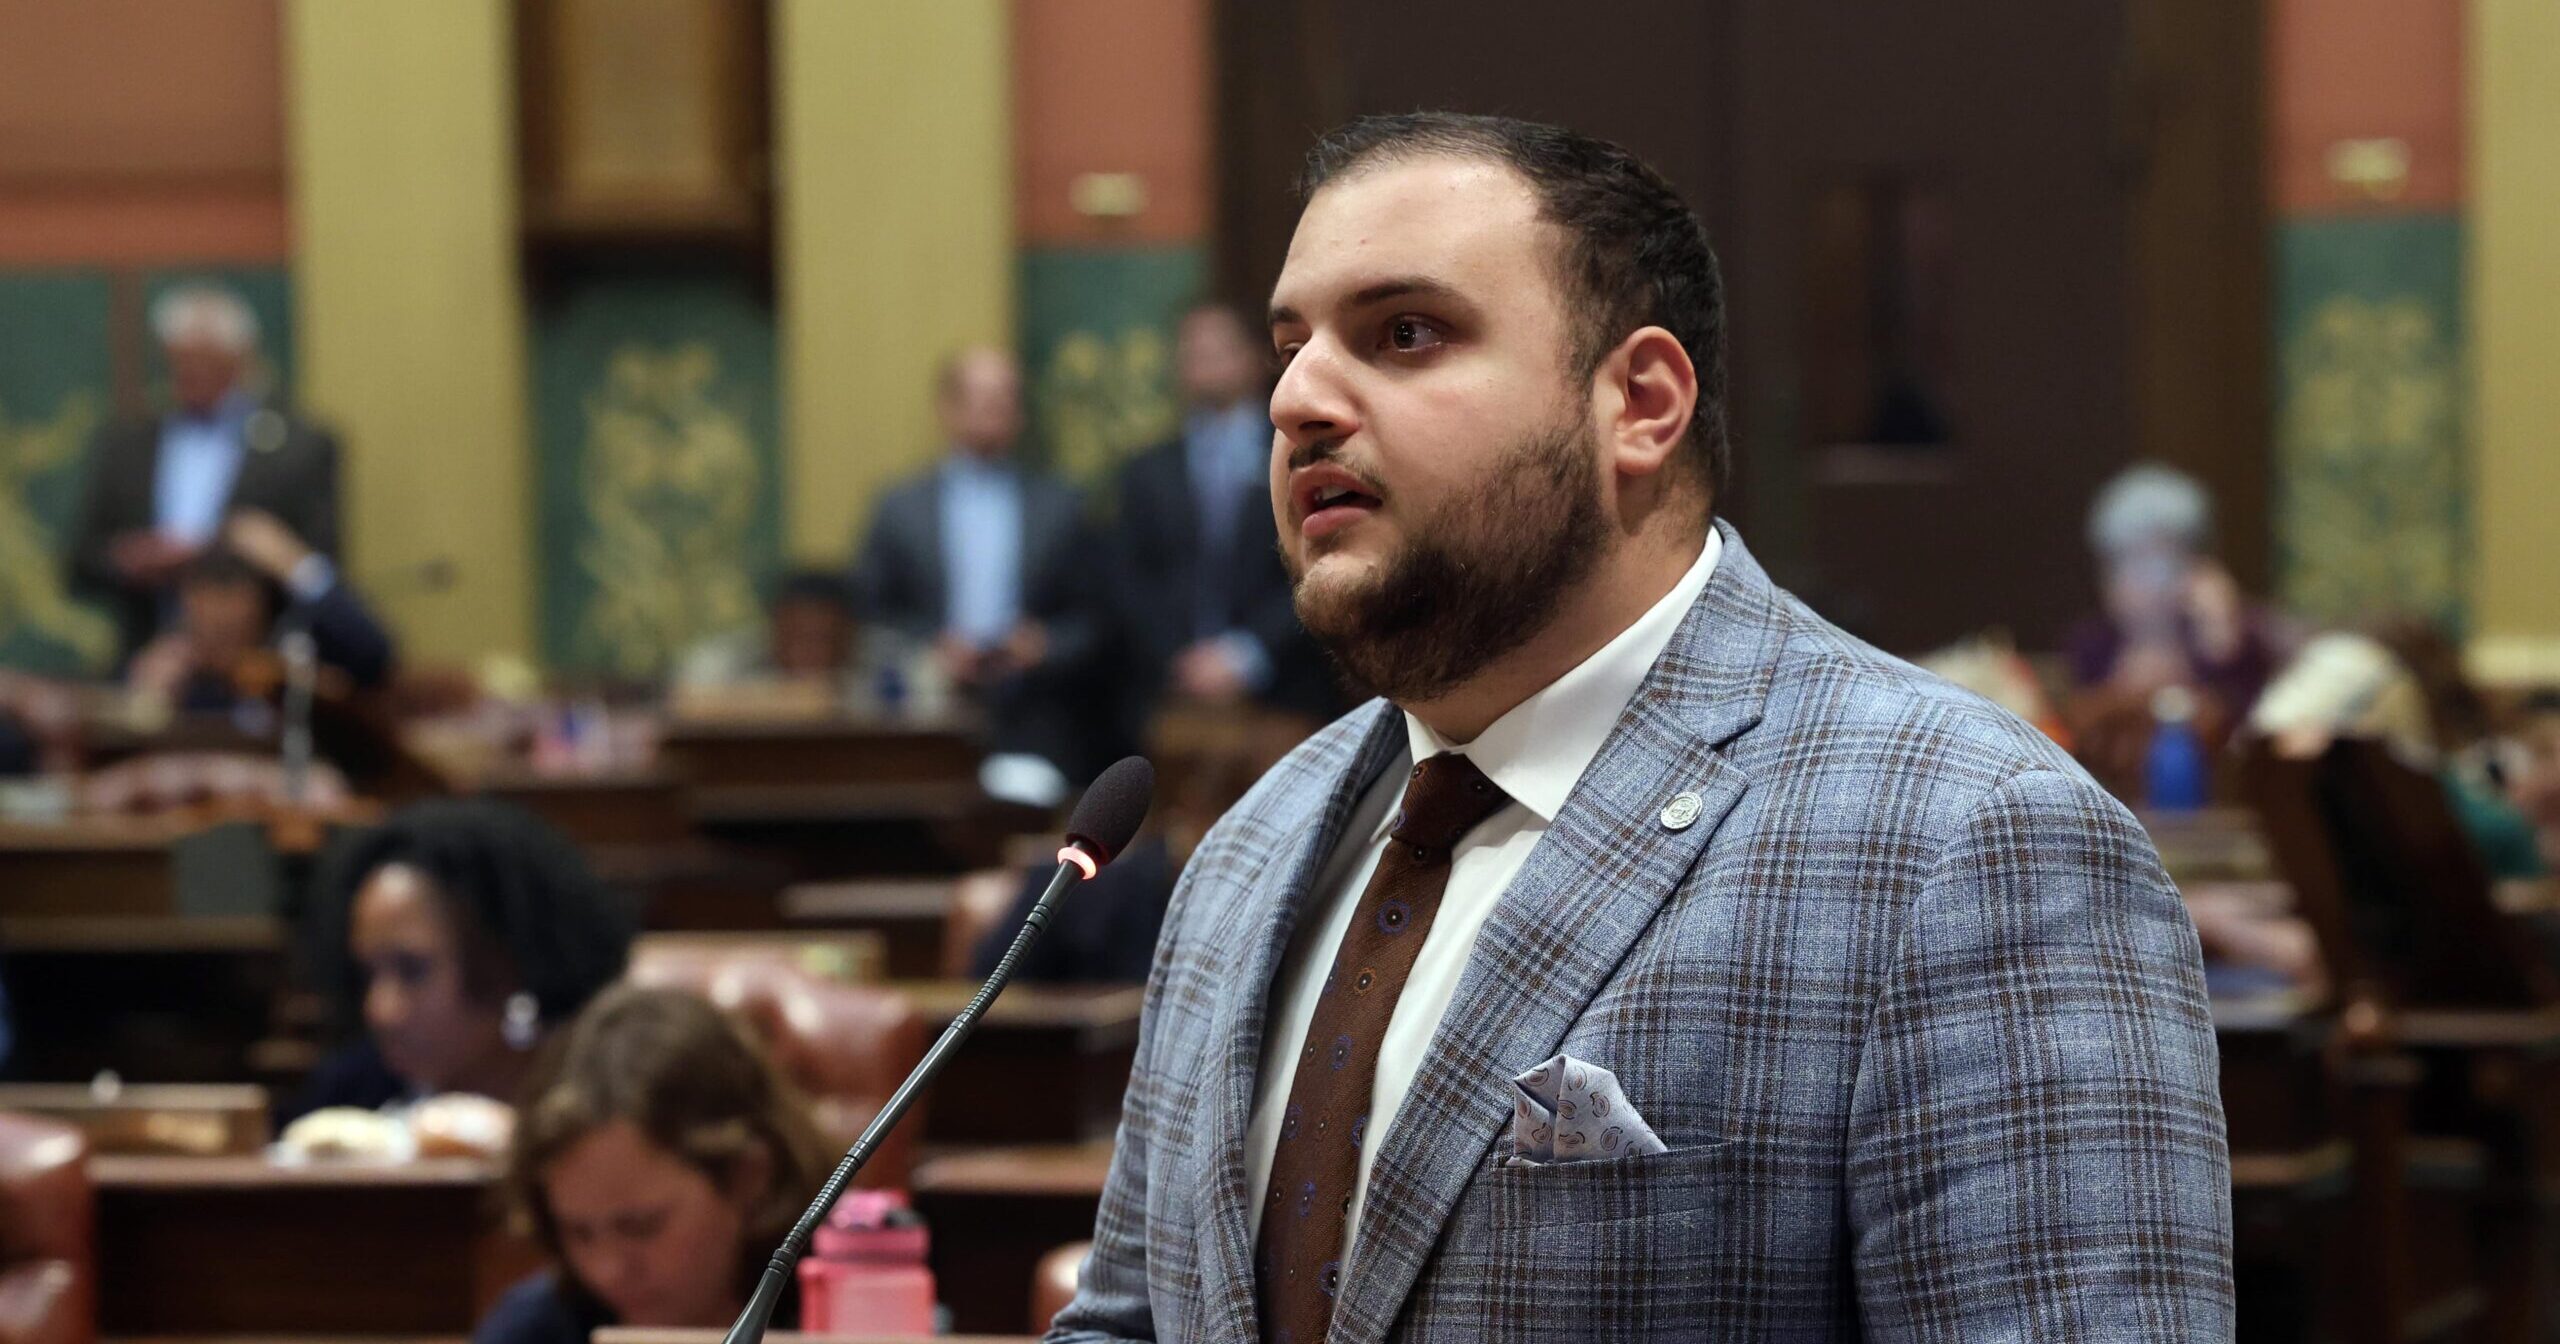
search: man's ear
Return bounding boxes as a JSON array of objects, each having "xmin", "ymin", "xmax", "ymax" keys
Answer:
[{"xmin": 1598, "ymin": 326, "xmax": 1698, "ymax": 485}]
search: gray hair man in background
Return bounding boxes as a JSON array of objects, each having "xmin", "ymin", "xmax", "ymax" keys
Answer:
[{"xmin": 64, "ymin": 283, "xmax": 345, "ymax": 663}]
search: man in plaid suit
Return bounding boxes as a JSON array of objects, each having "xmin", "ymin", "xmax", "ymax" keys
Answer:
[{"xmin": 1049, "ymin": 113, "xmax": 2231, "ymax": 1343}]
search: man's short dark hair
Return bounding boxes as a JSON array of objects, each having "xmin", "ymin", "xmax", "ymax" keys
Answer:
[{"xmin": 1299, "ymin": 112, "xmax": 1729, "ymax": 499}]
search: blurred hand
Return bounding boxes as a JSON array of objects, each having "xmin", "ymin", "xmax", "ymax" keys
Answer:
[
  {"xmin": 126, "ymin": 633, "xmax": 199, "ymax": 700},
  {"xmin": 934, "ymin": 632, "xmax": 989, "ymax": 688},
  {"xmin": 2109, "ymin": 641, "xmax": 2191, "ymax": 698},
  {"xmin": 2184, "ymin": 561, "xmax": 2246, "ymax": 664},
  {"xmin": 1174, "ymin": 640, "xmax": 1249, "ymax": 704},
  {"xmin": 224, "ymin": 510, "xmax": 314, "ymax": 584},
  {"xmin": 109, "ymin": 530, "xmax": 197, "ymax": 585},
  {"xmin": 996, "ymin": 621, "xmax": 1049, "ymax": 676}
]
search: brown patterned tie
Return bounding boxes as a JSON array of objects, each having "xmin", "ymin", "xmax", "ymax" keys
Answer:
[{"xmin": 1255, "ymin": 751, "xmax": 1512, "ymax": 1344}]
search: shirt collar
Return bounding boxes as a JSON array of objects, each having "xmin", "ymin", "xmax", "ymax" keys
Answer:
[
  {"xmin": 941, "ymin": 452, "xmax": 1014, "ymax": 487},
  {"xmin": 173, "ymin": 389, "xmax": 257, "ymax": 433},
  {"xmin": 1380, "ymin": 527, "xmax": 1723, "ymax": 838},
  {"xmin": 1186, "ymin": 399, "xmax": 1262, "ymax": 443}
]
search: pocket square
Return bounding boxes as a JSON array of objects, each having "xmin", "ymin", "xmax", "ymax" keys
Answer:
[{"xmin": 1510, "ymin": 1053, "xmax": 1668, "ymax": 1163}]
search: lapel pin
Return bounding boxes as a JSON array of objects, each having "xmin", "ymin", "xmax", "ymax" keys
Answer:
[{"xmin": 1659, "ymin": 790, "xmax": 1704, "ymax": 831}]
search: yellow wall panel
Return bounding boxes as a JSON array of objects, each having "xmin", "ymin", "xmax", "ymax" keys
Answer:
[
  {"xmin": 776, "ymin": 0, "xmax": 1013, "ymax": 563},
  {"xmin": 287, "ymin": 0, "xmax": 533, "ymax": 665},
  {"xmin": 2469, "ymin": 0, "xmax": 2560, "ymax": 684}
]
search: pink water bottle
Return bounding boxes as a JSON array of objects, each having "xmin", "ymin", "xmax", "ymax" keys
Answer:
[{"xmin": 797, "ymin": 1188, "xmax": 938, "ymax": 1334}]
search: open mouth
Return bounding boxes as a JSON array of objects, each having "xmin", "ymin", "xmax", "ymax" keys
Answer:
[
  {"xmin": 1294, "ymin": 469, "xmax": 1384, "ymax": 541},
  {"xmin": 1303, "ymin": 486, "xmax": 1379, "ymax": 540}
]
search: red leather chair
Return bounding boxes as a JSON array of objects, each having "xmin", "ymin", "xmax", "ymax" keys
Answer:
[
  {"xmin": 0, "ymin": 1112, "xmax": 92, "ymax": 1344},
  {"xmin": 1030, "ymin": 1240, "xmax": 1089, "ymax": 1334},
  {"xmin": 623, "ymin": 950, "xmax": 928, "ymax": 1188}
]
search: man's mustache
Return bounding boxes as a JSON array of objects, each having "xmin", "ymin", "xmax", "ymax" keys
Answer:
[{"xmin": 1282, "ymin": 437, "xmax": 1387, "ymax": 497}]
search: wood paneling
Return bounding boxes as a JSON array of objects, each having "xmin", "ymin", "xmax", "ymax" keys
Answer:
[
  {"xmin": 0, "ymin": 0, "xmax": 287, "ymax": 264},
  {"xmin": 1014, "ymin": 0, "xmax": 1211, "ymax": 246},
  {"xmin": 2130, "ymin": 0, "xmax": 2272, "ymax": 592},
  {"xmin": 1213, "ymin": 0, "xmax": 2270, "ymax": 654},
  {"xmin": 2269, "ymin": 0, "xmax": 2464, "ymax": 213}
]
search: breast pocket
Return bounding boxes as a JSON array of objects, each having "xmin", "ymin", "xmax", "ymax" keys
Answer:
[
  {"xmin": 1454, "ymin": 1141, "xmax": 1745, "ymax": 1336},
  {"xmin": 1488, "ymin": 1139, "xmax": 1735, "ymax": 1226}
]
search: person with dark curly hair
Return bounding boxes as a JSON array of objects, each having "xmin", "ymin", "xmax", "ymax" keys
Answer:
[
  {"xmin": 480, "ymin": 983, "xmax": 830, "ymax": 1339},
  {"xmin": 283, "ymin": 798, "xmax": 635, "ymax": 1125}
]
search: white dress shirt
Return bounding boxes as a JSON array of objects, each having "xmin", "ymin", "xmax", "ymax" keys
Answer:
[
  {"xmin": 1244, "ymin": 528, "xmax": 1723, "ymax": 1254},
  {"xmin": 154, "ymin": 392, "xmax": 254, "ymax": 545}
]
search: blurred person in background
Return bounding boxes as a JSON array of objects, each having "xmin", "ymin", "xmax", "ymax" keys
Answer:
[
  {"xmin": 484, "ymin": 984, "xmax": 830, "ymax": 1340},
  {"xmin": 64, "ymin": 283, "xmax": 344, "ymax": 663},
  {"xmin": 125, "ymin": 510, "xmax": 394, "ymax": 715},
  {"xmin": 2508, "ymin": 694, "xmax": 2560, "ymax": 874},
  {"xmin": 286, "ymin": 798, "xmax": 635, "ymax": 1126},
  {"xmin": 963, "ymin": 704, "xmax": 1308, "ymax": 986},
  {"xmin": 672, "ymin": 568, "xmax": 931, "ymax": 709},
  {"xmin": 851, "ymin": 346, "xmax": 1109, "ymax": 790},
  {"xmin": 2062, "ymin": 463, "xmax": 2293, "ymax": 796},
  {"xmin": 1110, "ymin": 303, "xmax": 1343, "ymax": 739},
  {"xmin": 2249, "ymin": 629, "xmax": 2544, "ymax": 878}
]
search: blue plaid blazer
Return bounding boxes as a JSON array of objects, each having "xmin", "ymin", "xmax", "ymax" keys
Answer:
[{"xmin": 1050, "ymin": 523, "xmax": 2233, "ymax": 1342}]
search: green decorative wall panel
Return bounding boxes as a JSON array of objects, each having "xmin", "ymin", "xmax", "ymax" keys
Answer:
[
  {"xmin": 2274, "ymin": 214, "xmax": 2468, "ymax": 631},
  {"xmin": 532, "ymin": 274, "xmax": 782, "ymax": 677},
  {"xmin": 1018, "ymin": 245, "xmax": 1206, "ymax": 490},
  {"xmin": 0, "ymin": 272, "xmax": 119, "ymax": 674}
]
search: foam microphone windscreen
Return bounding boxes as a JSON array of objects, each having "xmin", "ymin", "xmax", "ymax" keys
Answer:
[{"xmin": 1064, "ymin": 756, "xmax": 1155, "ymax": 864}]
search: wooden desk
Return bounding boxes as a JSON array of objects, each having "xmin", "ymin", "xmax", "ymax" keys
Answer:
[
  {"xmin": 660, "ymin": 717, "xmax": 1048, "ymax": 877},
  {"xmin": 0, "ymin": 914, "xmax": 289, "ymax": 1082},
  {"xmin": 0, "ymin": 818, "xmax": 190, "ymax": 916},
  {"xmin": 691, "ymin": 783, "xmax": 1043, "ymax": 879},
  {"xmin": 660, "ymin": 717, "xmax": 983, "ymax": 789},
  {"xmin": 591, "ymin": 839, "xmax": 794, "ymax": 931},
  {"xmin": 2212, "ymin": 991, "xmax": 2361, "ymax": 1343},
  {"xmin": 599, "ymin": 1320, "xmax": 1029, "ymax": 1331},
  {"xmin": 479, "ymin": 764, "xmax": 690, "ymax": 848},
  {"xmin": 893, "ymin": 982, "xmax": 1141, "ymax": 1145},
  {"xmin": 2141, "ymin": 805, "xmax": 2274, "ymax": 883},
  {"xmin": 912, "ymin": 1142, "xmax": 1114, "ymax": 1337},
  {"xmin": 634, "ymin": 930, "xmax": 889, "ymax": 986},
  {"xmin": 784, "ymin": 879, "xmax": 954, "ymax": 979},
  {"xmin": 94, "ymin": 1155, "xmax": 537, "ymax": 1334},
  {"xmin": 0, "ymin": 1082, "xmax": 266, "ymax": 1156}
]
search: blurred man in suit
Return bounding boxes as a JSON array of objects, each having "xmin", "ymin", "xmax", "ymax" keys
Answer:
[
  {"xmin": 65, "ymin": 284, "xmax": 343, "ymax": 664},
  {"xmin": 852, "ymin": 346, "xmax": 1107, "ymax": 786},
  {"xmin": 1112, "ymin": 304, "xmax": 1343, "ymax": 738},
  {"xmin": 1051, "ymin": 113, "xmax": 2227, "ymax": 1343}
]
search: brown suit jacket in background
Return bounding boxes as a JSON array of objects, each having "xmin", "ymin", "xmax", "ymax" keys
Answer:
[{"xmin": 62, "ymin": 407, "xmax": 344, "ymax": 663}]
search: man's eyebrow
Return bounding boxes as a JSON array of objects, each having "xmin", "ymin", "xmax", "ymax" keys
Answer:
[{"xmin": 1268, "ymin": 276, "xmax": 1466, "ymax": 331}]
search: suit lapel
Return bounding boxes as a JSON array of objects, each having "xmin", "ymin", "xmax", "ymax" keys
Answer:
[
  {"xmin": 914, "ymin": 474, "xmax": 950, "ymax": 624},
  {"xmin": 1158, "ymin": 446, "xmax": 1203, "ymax": 567},
  {"xmin": 1328, "ymin": 522, "xmax": 1792, "ymax": 1344},
  {"xmin": 215, "ymin": 405, "xmax": 290, "ymax": 518},
  {"xmin": 126, "ymin": 423, "xmax": 166, "ymax": 524},
  {"xmin": 1195, "ymin": 703, "xmax": 1408, "ymax": 1343}
]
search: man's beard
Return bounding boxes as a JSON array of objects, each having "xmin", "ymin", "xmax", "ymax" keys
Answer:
[{"xmin": 1287, "ymin": 414, "xmax": 1610, "ymax": 705}]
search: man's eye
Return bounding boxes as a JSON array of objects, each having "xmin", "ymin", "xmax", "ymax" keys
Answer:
[{"xmin": 1385, "ymin": 318, "xmax": 1444, "ymax": 353}]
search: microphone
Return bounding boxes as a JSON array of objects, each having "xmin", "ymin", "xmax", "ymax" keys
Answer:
[
  {"xmin": 278, "ymin": 627, "xmax": 317, "ymax": 806},
  {"xmin": 723, "ymin": 755, "xmax": 1155, "ymax": 1344}
]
